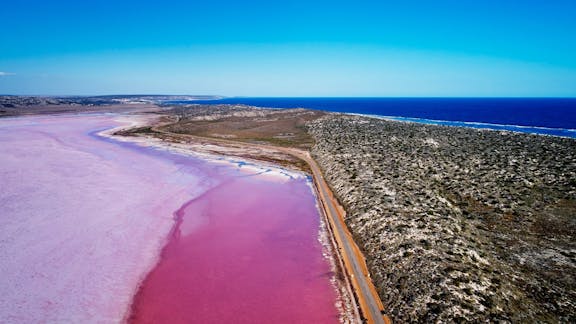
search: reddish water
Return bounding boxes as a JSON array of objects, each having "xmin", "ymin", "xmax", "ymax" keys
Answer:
[{"xmin": 129, "ymin": 174, "xmax": 340, "ymax": 323}]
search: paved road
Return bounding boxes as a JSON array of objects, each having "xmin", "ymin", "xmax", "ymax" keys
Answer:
[{"xmin": 284, "ymin": 149, "xmax": 391, "ymax": 324}]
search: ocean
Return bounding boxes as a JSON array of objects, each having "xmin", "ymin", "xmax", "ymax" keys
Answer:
[{"xmin": 165, "ymin": 98, "xmax": 576, "ymax": 138}]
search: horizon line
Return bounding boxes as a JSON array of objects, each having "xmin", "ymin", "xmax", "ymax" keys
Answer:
[{"xmin": 2, "ymin": 94, "xmax": 576, "ymax": 99}]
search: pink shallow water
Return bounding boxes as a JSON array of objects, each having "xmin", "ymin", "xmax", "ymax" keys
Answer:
[
  {"xmin": 0, "ymin": 114, "xmax": 340, "ymax": 323},
  {"xmin": 129, "ymin": 175, "xmax": 340, "ymax": 323}
]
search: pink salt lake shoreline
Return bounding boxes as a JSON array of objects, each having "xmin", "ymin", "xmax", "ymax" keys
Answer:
[{"xmin": 0, "ymin": 113, "xmax": 341, "ymax": 323}]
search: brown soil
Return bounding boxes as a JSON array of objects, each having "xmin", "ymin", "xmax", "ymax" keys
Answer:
[{"xmin": 162, "ymin": 105, "xmax": 326, "ymax": 149}]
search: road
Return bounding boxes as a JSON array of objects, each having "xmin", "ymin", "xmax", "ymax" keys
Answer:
[{"xmin": 283, "ymin": 149, "xmax": 392, "ymax": 324}]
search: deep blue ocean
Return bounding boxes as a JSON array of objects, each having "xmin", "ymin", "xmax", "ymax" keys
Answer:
[{"xmin": 165, "ymin": 98, "xmax": 576, "ymax": 138}]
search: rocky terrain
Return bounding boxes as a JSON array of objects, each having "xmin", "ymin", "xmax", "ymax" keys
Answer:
[{"xmin": 308, "ymin": 114, "xmax": 576, "ymax": 322}]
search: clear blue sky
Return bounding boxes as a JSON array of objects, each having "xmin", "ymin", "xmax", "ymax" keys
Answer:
[{"xmin": 1, "ymin": 0, "xmax": 575, "ymax": 96}]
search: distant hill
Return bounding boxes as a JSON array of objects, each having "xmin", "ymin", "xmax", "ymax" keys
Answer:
[{"xmin": 0, "ymin": 95, "xmax": 223, "ymax": 108}]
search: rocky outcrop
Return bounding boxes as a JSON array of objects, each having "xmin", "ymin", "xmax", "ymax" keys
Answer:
[{"xmin": 308, "ymin": 114, "xmax": 576, "ymax": 322}]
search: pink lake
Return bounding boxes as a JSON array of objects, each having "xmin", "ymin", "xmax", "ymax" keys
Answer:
[{"xmin": 0, "ymin": 114, "xmax": 340, "ymax": 323}]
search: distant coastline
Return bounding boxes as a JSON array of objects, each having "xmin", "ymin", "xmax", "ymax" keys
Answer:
[{"xmin": 164, "ymin": 97, "xmax": 576, "ymax": 138}]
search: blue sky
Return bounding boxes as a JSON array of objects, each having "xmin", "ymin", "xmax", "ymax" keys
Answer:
[{"xmin": 1, "ymin": 0, "xmax": 575, "ymax": 96}]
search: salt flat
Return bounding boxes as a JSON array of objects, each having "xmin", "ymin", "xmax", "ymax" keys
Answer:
[{"xmin": 0, "ymin": 114, "xmax": 208, "ymax": 322}]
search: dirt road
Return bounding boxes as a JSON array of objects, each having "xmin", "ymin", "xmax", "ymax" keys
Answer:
[{"xmin": 282, "ymin": 149, "xmax": 392, "ymax": 324}]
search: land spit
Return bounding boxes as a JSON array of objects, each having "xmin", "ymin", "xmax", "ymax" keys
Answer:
[{"xmin": 137, "ymin": 104, "xmax": 576, "ymax": 323}]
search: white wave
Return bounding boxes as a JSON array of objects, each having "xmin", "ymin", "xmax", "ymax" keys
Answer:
[{"xmin": 349, "ymin": 113, "xmax": 576, "ymax": 139}]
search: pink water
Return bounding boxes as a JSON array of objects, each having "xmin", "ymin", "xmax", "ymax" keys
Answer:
[
  {"xmin": 129, "ymin": 175, "xmax": 340, "ymax": 323},
  {"xmin": 0, "ymin": 114, "xmax": 340, "ymax": 323}
]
